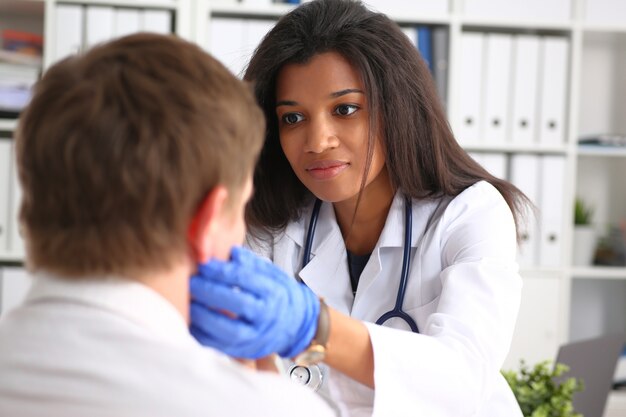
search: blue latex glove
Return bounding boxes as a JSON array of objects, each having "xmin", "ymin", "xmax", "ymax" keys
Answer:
[{"xmin": 189, "ymin": 246, "xmax": 320, "ymax": 360}]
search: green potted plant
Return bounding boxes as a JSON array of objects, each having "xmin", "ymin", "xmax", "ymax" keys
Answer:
[
  {"xmin": 503, "ymin": 360, "xmax": 584, "ymax": 417},
  {"xmin": 573, "ymin": 197, "xmax": 596, "ymax": 266},
  {"xmin": 574, "ymin": 197, "xmax": 594, "ymax": 226}
]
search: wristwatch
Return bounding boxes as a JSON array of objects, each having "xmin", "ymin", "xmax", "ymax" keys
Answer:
[{"xmin": 293, "ymin": 298, "xmax": 330, "ymax": 366}]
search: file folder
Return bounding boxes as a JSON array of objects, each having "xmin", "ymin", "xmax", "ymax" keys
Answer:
[
  {"xmin": 54, "ymin": 4, "xmax": 84, "ymax": 61},
  {"xmin": 114, "ymin": 8, "xmax": 141, "ymax": 38},
  {"xmin": 432, "ymin": 26, "xmax": 449, "ymax": 109},
  {"xmin": 482, "ymin": 33, "xmax": 512, "ymax": 145},
  {"xmin": 538, "ymin": 37, "xmax": 569, "ymax": 147},
  {"xmin": 142, "ymin": 9, "xmax": 172, "ymax": 34},
  {"xmin": 481, "ymin": 152, "xmax": 507, "ymax": 179},
  {"xmin": 467, "ymin": 152, "xmax": 506, "ymax": 179},
  {"xmin": 208, "ymin": 17, "xmax": 247, "ymax": 77},
  {"xmin": 85, "ymin": 6, "xmax": 114, "ymax": 48},
  {"xmin": 402, "ymin": 26, "xmax": 418, "ymax": 47},
  {"xmin": 510, "ymin": 35, "xmax": 540, "ymax": 146},
  {"xmin": 468, "ymin": 152, "xmax": 483, "ymax": 165},
  {"xmin": 456, "ymin": 32, "xmax": 484, "ymax": 145},
  {"xmin": 363, "ymin": 0, "xmax": 447, "ymax": 16},
  {"xmin": 538, "ymin": 155, "xmax": 566, "ymax": 267},
  {"xmin": 0, "ymin": 140, "xmax": 10, "ymax": 251},
  {"xmin": 243, "ymin": 19, "xmax": 275, "ymax": 73},
  {"xmin": 509, "ymin": 154, "xmax": 540, "ymax": 267},
  {"xmin": 417, "ymin": 26, "xmax": 433, "ymax": 73}
]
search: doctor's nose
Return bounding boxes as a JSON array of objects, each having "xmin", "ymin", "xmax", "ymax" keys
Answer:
[{"xmin": 304, "ymin": 118, "xmax": 340, "ymax": 153}]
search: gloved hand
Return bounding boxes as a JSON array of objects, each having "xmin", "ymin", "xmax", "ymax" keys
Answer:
[{"xmin": 189, "ymin": 246, "xmax": 320, "ymax": 360}]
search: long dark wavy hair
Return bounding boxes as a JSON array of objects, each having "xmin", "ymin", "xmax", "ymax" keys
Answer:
[{"xmin": 244, "ymin": 0, "xmax": 530, "ymax": 241}]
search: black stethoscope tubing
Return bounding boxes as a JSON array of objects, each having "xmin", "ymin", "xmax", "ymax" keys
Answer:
[{"xmin": 301, "ymin": 196, "xmax": 419, "ymax": 333}]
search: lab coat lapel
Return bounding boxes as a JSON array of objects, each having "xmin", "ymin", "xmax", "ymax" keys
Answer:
[
  {"xmin": 351, "ymin": 194, "xmax": 436, "ymax": 320},
  {"xmin": 350, "ymin": 193, "xmax": 404, "ymax": 318},
  {"xmin": 290, "ymin": 202, "xmax": 353, "ymax": 314}
]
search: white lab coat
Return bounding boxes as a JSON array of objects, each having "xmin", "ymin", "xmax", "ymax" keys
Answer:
[
  {"xmin": 248, "ymin": 181, "xmax": 523, "ymax": 417},
  {"xmin": 0, "ymin": 273, "xmax": 336, "ymax": 417}
]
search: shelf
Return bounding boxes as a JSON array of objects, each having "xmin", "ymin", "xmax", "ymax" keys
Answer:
[
  {"xmin": 462, "ymin": 143, "xmax": 568, "ymax": 154},
  {"xmin": 571, "ymin": 266, "xmax": 626, "ymax": 280},
  {"xmin": 0, "ymin": 119, "xmax": 18, "ymax": 132},
  {"xmin": 208, "ymin": 3, "xmax": 450, "ymax": 24},
  {"xmin": 376, "ymin": 14, "xmax": 450, "ymax": 25},
  {"xmin": 519, "ymin": 267, "xmax": 564, "ymax": 277},
  {"xmin": 583, "ymin": 23, "xmax": 626, "ymax": 34},
  {"xmin": 0, "ymin": 253, "xmax": 25, "ymax": 264},
  {"xmin": 57, "ymin": 0, "xmax": 178, "ymax": 9},
  {"xmin": 578, "ymin": 146, "xmax": 626, "ymax": 158},
  {"xmin": 461, "ymin": 17, "xmax": 572, "ymax": 32},
  {"xmin": 208, "ymin": 2, "xmax": 295, "ymax": 17}
]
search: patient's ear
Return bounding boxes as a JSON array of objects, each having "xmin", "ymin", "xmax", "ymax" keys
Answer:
[{"xmin": 187, "ymin": 186, "xmax": 229, "ymax": 264}]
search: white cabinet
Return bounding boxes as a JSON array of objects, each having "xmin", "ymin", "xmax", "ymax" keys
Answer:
[{"xmin": 505, "ymin": 272, "xmax": 564, "ymax": 369}]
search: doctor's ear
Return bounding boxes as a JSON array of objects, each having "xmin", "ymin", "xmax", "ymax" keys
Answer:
[{"xmin": 187, "ymin": 186, "xmax": 229, "ymax": 264}]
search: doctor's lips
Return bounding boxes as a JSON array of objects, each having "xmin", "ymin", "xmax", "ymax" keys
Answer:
[{"xmin": 305, "ymin": 160, "xmax": 349, "ymax": 180}]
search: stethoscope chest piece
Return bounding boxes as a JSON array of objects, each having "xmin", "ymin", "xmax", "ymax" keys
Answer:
[{"xmin": 288, "ymin": 364, "xmax": 323, "ymax": 391}]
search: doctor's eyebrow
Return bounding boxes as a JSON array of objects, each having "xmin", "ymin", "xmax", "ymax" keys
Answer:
[
  {"xmin": 330, "ymin": 88, "xmax": 364, "ymax": 98},
  {"xmin": 275, "ymin": 88, "xmax": 365, "ymax": 107}
]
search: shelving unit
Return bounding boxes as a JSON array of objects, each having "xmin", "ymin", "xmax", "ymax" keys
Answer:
[
  {"xmin": 572, "ymin": 266, "xmax": 626, "ymax": 280},
  {"xmin": 0, "ymin": 119, "xmax": 18, "ymax": 132},
  {"xmin": 0, "ymin": 3, "xmax": 625, "ymax": 410}
]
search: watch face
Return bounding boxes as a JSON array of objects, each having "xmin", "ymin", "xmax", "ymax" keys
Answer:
[
  {"xmin": 289, "ymin": 365, "xmax": 311, "ymax": 385},
  {"xmin": 288, "ymin": 364, "xmax": 324, "ymax": 391}
]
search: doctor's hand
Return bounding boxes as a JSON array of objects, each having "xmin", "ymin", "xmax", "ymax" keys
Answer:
[{"xmin": 189, "ymin": 246, "xmax": 320, "ymax": 360}]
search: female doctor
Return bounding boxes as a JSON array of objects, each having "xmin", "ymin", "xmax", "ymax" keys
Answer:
[{"xmin": 189, "ymin": 0, "xmax": 530, "ymax": 416}]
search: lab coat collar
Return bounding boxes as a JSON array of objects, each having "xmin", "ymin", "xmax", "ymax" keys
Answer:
[
  {"xmin": 284, "ymin": 193, "xmax": 443, "ymax": 314},
  {"xmin": 25, "ymin": 271, "xmax": 194, "ymax": 346},
  {"xmin": 283, "ymin": 193, "xmax": 411, "ymax": 313},
  {"xmin": 376, "ymin": 192, "xmax": 406, "ymax": 248},
  {"xmin": 284, "ymin": 192, "xmax": 409, "ymax": 250},
  {"xmin": 378, "ymin": 192, "xmax": 447, "ymax": 249},
  {"xmin": 286, "ymin": 201, "xmax": 354, "ymax": 313}
]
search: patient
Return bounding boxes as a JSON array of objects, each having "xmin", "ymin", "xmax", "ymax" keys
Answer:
[{"xmin": 0, "ymin": 33, "xmax": 334, "ymax": 417}]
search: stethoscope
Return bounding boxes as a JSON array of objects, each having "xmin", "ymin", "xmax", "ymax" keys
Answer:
[{"xmin": 289, "ymin": 195, "xmax": 419, "ymax": 391}]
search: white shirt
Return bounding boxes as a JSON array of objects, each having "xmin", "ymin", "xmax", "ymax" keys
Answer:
[
  {"xmin": 0, "ymin": 273, "xmax": 336, "ymax": 417},
  {"xmin": 248, "ymin": 181, "xmax": 524, "ymax": 417}
]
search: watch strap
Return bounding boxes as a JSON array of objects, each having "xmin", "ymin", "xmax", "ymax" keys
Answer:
[{"xmin": 314, "ymin": 298, "xmax": 330, "ymax": 348}]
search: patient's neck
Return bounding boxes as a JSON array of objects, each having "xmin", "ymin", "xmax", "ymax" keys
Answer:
[{"xmin": 133, "ymin": 257, "xmax": 194, "ymax": 324}]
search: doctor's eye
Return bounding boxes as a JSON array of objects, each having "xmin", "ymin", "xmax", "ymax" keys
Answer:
[
  {"xmin": 334, "ymin": 104, "xmax": 359, "ymax": 117},
  {"xmin": 281, "ymin": 113, "xmax": 304, "ymax": 125}
]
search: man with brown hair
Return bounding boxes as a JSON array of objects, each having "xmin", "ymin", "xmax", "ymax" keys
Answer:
[{"xmin": 0, "ymin": 33, "xmax": 334, "ymax": 417}]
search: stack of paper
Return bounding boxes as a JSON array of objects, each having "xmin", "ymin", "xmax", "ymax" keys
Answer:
[{"xmin": 0, "ymin": 60, "xmax": 40, "ymax": 115}]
